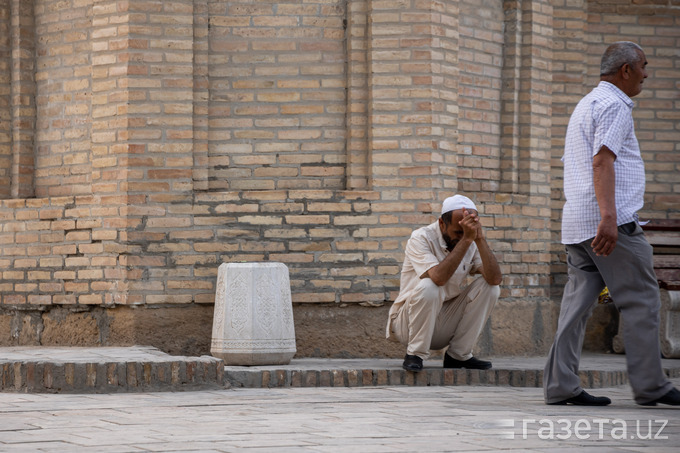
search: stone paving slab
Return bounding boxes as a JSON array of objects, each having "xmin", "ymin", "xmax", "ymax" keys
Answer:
[{"xmin": 0, "ymin": 382, "xmax": 679, "ymax": 452}]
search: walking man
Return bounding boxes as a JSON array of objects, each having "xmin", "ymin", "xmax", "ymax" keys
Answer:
[{"xmin": 544, "ymin": 41, "xmax": 680, "ymax": 406}]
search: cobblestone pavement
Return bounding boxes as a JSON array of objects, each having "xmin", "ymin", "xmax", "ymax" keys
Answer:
[{"xmin": 1, "ymin": 378, "xmax": 679, "ymax": 452}]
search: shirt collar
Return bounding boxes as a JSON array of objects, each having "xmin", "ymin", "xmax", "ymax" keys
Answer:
[
  {"xmin": 597, "ymin": 81, "xmax": 634, "ymax": 108},
  {"xmin": 433, "ymin": 221, "xmax": 449, "ymax": 252}
]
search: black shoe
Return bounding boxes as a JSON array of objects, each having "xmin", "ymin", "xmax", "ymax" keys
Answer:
[
  {"xmin": 548, "ymin": 390, "xmax": 611, "ymax": 406},
  {"xmin": 402, "ymin": 354, "xmax": 423, "ymax": 372},
  {"xmin": 443, "ymin": 354, "xmax": 492, "ymax": 370},
  {"xmin": 639, "ymin": 388, "xmax": 680, "ymax": 406}
]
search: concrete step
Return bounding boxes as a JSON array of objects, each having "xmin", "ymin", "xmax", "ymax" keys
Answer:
[{"xmin": 0, "ymin": 346, "xmax": 225, "ymax": 393}]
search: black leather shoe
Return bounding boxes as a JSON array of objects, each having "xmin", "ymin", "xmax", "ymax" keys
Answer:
[
  {"xmin": 402, "ymin": 354, "xmax": 423, "ymax": 372},
  {"xmin": 443, "ymin": 354, "xmax": 492, "ymax": 370},
  {"xmin": 639, "ymin": 387, "xmax": 680, "ymax": 406},
  {"xmin": 548, "ymin": 390, "xmax": 611, "ymax": 406}
]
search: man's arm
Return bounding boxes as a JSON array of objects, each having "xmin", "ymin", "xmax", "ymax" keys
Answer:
[
  {"xmin": 425, "ymin": 237, "xmax": 473, "ymax": 286},
  {"xmin": 474, "ymin": 235, "xmax": 502, "ymax": 286},
  {"xmin": 591, "ymin": 145, "xmax": 617, "ymax": 256}
]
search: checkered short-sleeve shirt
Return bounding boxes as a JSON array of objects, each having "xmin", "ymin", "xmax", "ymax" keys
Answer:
[{"xmin": 561, "ymin": 81, "xmax": 646, "ymax": 245}]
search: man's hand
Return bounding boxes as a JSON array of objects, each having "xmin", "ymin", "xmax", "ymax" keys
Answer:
[
  {"xmin": 591, "ymin": 217, "xmax": 617, "ymax": 256},
  {"xmin": 462, "ymin": 209, "xmax": 502, "ymax": 286},
  {"xmin": 459, "ymin": 208, "xmax": 481, "ymax": 242}
]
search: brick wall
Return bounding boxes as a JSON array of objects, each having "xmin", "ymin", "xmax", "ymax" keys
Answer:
[
  {"xmin": 0, "ymin": 0, "xmax": 677, "ymax": 356},
  {"xmin": 207, "ymin": 0, "xmax": 347, "ymax": 191}
]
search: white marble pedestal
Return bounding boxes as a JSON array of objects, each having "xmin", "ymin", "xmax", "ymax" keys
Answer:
[
  {"xmin": 613, "ymin": 289, "xmax": 680, "ymax": 358},
  {"xmin": 211, "ymin": 262, "xmax": 296, "ymax": 365}
]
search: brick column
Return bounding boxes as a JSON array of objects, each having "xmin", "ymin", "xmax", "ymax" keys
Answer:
[
  {"xmin": 346, "ymin": 0, "xmax": 369, "ymax": 190},
  {"xmin": 500, "ymin": 0, "xmax": 553, "ymax": 196},
  {"xmin": 9, "ymin": 0, "xmax": 36, "ymax": 199},
  {"xmin": 367, "ymin": 0, "xmax": 459, "ymax": 209},
  {"xmin": 89, "ymin": 0, "xmax": 133, "ymax": 305},
  {"xmin": 548, "ymin": 0, "xmax": 586, "ymax": 292},
  {"xmin": 124, "ymin": 0, "xmax": 197, "ymax": 304},
  {"xmin": 0, "ymin": 3, "xmax": 11, "ymax": 198},
  {"xmin": 192, "ymin": 0, "xmax": 209, "ymax": 191}
]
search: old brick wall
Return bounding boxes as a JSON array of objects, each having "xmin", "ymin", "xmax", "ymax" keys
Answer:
[{"xmin": 0, "ymin": 0, "xmax": 677, "ymax": 357}]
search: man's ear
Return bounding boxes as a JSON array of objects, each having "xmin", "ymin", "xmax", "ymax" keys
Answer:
[{"xmin": 620, "ymin": 63, "xmax": 631, "ymax": 79}]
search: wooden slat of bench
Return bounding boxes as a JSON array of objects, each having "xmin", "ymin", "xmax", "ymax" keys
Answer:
[
  {"xmin": 644, "ymin": 231, "xmax": 680, "ymax": 248},
  {"xmin": 642, "ymin": 219, "xmax": 680, "ymax": 231},
  {"xmin": 654, "ymin": 268, "xmax": 680, "ymax": 283},
  {"xmin": 660, "ymin": 281, "xmax": 680, "ymax": 291},
  {"xmin": 641, "ymin": 221, "xmax": 680, "ymax": 291},
  {"xmin": 654, "ymin": 255, "xmax": 680, "ymax": 268}
]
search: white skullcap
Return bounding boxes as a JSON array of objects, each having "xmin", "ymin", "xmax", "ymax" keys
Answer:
[{"xmin": 441, "ymin": 195, "xmax": 477, "ymax": 215}]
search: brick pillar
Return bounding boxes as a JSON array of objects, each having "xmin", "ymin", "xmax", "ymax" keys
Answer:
[
  {"xmin": 501, "ymin": 0, "xmax": 553, "ymax": 195},
  {"xmin": 549, "ymin": 0, "xmax": 586, "ymax": 293},
  {"xmin": 500, "ymin": 0, "xmax": 553, "ymax": 196},
  {"xmin": 90, "ymin": 1, "xmax": 202, "ymax": 306},
  {"xmin": 192, "ymin": 0, "xmax": 209, "ymax": 191},
  {"xmin": 367, "ymin": 0, "xmax": 459, "ymax": 209},
  {"xmin": 9, "ymin": 0, "xmax": 35, "ymax": 199},
  {"xmin": 0, "ymin": 2, "xmax": 11, "ymax": 197},
  {"xmin": 125, "ymin": 0, "xmax": 197, "ymax": 304},
  {"xmin": 346, "ymin": 0, "xmax": 369, "ymax": 190},
  {"xmin": 89, "ymin": 0, "xmax": 133, "ymax": 305}
]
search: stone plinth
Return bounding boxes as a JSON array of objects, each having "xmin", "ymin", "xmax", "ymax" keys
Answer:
[
  {"xmin": 613, "ymin": 289, "xmax": 680, "ymax": 359},
  {"xmin": 211, "ymin": 262, "xmax": 296, "ymax": 365}
]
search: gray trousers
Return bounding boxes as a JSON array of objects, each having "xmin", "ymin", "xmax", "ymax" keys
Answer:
[{"xmin": 544, "ymin": 222, "xmax": 673, "ymax": 404}]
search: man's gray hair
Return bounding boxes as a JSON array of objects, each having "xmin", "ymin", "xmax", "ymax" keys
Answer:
[{"xmin": 600, "ymin": 41, "xmax": 644, "ymax": 76}]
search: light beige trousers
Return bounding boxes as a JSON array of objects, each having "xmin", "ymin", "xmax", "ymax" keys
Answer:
[{"xmin": 391, "ymin": 277, "xmax": 499, "ymax": 360}]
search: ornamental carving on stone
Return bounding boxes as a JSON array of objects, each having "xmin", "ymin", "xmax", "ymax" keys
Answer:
[
  {"xmin": 256, "ymin": 271, "xmax": 275, "ymax": 335},
  {"xmin": 213, "ymin": 268, "xmax": 227, "ymax": 334},
  {"xmin": 229, "ymin": 270, "xmax": 249, "ymax": 334}
]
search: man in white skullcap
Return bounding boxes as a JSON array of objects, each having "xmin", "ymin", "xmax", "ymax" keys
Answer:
[{"xmin": 386, "ymin": 195, "xmax": 502, "ymax": 372}]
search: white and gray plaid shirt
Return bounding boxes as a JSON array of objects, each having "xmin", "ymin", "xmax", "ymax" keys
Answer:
[{"xmin": 561, "ymin": 81, "xmax": 646, "ymax": 245}]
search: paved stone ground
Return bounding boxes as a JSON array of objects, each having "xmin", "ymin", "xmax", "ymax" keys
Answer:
[
  {"xmin": 1, "ymin": 347, "xmax": 679, "ymax": 451},
  {"xmin": 0, "ymin": 380, "xmax": 679, "ymax": 452}
]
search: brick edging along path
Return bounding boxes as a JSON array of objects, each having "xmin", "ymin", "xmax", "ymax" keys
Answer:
[
  {"xmin": 223, "ymin": 356, "xmax": 680, "ymax": 390},
  {"xmin": 2, "ymin": 348, "xmax": 679, "ymax": 393}
]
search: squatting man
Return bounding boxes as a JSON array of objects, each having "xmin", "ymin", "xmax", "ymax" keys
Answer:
[{"xmin": 386, "ymin": 195, "xmax": 502, "ymax": 372}]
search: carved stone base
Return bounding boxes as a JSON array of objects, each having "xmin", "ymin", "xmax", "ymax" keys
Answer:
[
  {"xmin": 612, "ymin": 289, "xmax": 680, "ymax": 359},
  {"xmin": 211, "ymin": 262, "xmax": 296, "ymax": 365}
]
